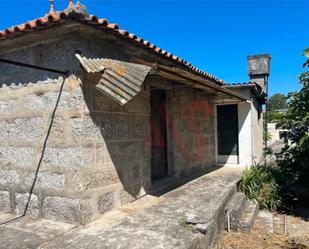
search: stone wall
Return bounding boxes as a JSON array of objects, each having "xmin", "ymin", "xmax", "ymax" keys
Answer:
[
  {"xmin": 0, "ymin": 75, "xmax": 151, "ymax": 224},
  {"xmin": 0, "ymin": 31, "xmax": 151, "ymax": 224},
  {"xmin": 0, "ymin": 27, "xmax": 216, "ymax": 224}
]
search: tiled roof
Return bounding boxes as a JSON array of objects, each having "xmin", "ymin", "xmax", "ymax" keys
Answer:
[
  {"xmin": 0, "ymin": 8, "xmax": 224, "ymax": 85},
  {"xmin": 226, "ymin": 82, "xmax": 256, "ymax": 87}
]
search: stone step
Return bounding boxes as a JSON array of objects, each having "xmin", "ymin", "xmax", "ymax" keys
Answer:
[
  {"xmin": 224, "ymin": 192, "xmax": 247, "ymax": 231},
  {"xmin": 238, "ymin": 199, "xmax": 259, "ymax": 232}
]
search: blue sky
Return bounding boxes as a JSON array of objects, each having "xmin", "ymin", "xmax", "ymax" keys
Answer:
[{"xmin": 0, "ymin": 0, "xmax": 308, "ymax": 95}]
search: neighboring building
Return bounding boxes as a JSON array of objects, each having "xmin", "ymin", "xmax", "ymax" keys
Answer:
[
  {"xmin": 0, "ymin": 1, "xmax": 270, "ymax": 224},
  {"xmin": 268, "ymin": 122, "xmax": 289, "ymax": 145},
  {"xmin": 268, "ymin": 109, "xmax": 289, "ymax": 145}
]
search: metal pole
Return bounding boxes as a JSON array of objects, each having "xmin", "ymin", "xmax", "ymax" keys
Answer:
[
  {"xmin": 284, "ymin": 214, "xmax": 287, "ymax": 236},
  {"xmin": 227, "ymin": 209, "xmax": 231, "ymax": 234},
  {"xmin": 0, "ymin": 58, "xmax": 69, "ymax": 75}
]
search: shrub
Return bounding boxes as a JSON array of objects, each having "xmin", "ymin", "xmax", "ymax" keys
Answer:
[
  {"xmin": 268, "ymin": 111, "xmax": 284, "ymax": 123},
  {"xmin": 240, "ymin": 165, "xmax": 281, "ymax": 210},
  {"xmin": 276, "ymin": 49, "xmax": 309, "ymax": 190}
]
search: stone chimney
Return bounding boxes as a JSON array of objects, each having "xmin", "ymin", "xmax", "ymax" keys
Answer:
[{"xmin": 247, "ymin": 54, "xmax": 271, "ymax": 94}]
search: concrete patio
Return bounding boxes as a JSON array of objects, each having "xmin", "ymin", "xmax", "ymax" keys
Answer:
[{"xmin": 0, "ymin": 167, "xmax": 243, "ymax": 249}]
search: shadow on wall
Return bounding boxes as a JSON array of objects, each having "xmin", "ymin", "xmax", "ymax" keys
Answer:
[
  {"xmin": 81, "ymin": 72, "xmax": 150, "ymax": 200},
  {"xmin": 80, "ymin": 73, "xmax": 220, "ymax": 200}
]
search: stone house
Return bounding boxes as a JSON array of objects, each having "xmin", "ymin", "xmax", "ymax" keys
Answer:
[{"xmin": 0, "ymin": 1, "xmax": 270, "ymax": 224}]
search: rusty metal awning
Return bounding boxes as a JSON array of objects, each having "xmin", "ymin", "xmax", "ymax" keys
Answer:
[{"xmin": 76, "ymin": 54, "xmax": 152, "ymax": 105}]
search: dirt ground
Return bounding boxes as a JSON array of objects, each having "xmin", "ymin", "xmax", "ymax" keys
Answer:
[{"xmin": 219, "ymin": 211, "xmax": 309, "ymax": 249}]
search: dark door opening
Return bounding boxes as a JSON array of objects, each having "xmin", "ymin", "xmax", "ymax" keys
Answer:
[
  {"xmin": 217, "ymin": 104, "xmax": 239, "ymax": 156},
  {"xmin": 151, "ymin": 89, "xmax": 168, "ymax": 181}
]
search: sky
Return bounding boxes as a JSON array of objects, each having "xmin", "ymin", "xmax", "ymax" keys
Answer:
[{"xmin": 0, "ymin": 0, "xmax": 308, "ymax": 96}]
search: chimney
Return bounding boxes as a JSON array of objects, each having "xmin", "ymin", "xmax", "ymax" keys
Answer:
[
  {"xmin": 68, "ymin": 0, "xmax": 74, "ymax": 9},
  {"xmin": 49, "ymin": 0, "xmax": 55, "ymax": 13},
  {"xmin": 247, "ymin": 54, "xmax": 271, "ymax": 94}
]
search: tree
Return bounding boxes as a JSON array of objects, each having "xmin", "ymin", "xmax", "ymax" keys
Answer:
[
  {"xmin": 276, "ymin": 48, "xmax": 309, "ymax": 189},
  {"xmin": 268, "ymin": 111, "xmax": 284, "ymax": 123},
  {"xmin": 268, "ymin": 93, "xmax": 288, "ymax": 112}
]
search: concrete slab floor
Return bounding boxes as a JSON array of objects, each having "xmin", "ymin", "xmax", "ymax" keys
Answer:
[
  {"xmin": 0, "ymin": 213, "xmax": 75, "ymax": 249},
  {"xmin": 0, "ymin": 167, "xmax": 243, "ymax": 249}
]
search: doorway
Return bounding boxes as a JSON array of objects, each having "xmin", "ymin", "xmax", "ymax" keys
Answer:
[
  {"xmin": 151, "ymin": 89, "xmax": 168, "ymax": 181},
  {"xmin": 217, "ymin": 104, "xmax": 239, "ymax": 164}
]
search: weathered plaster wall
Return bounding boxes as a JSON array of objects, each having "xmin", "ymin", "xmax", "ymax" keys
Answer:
[{"xmin": 168, "ymin": 88, "xmax": 215, "ymax": 179}]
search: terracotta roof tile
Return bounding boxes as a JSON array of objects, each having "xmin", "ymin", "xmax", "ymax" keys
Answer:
[
  {"xmin": 117, "ymin": 29, "xmax": 129, "ymax": 36},
  {"xmin": 107, "ymin": 23, "xmax": 119, "ymax": 30},
  {"xmin": 0, "ymin": 9, "xmax": 225, "ymax": 85},
  {"xmin": 225, "ymin": 82, "xmax": 256, "ymax": 88},
  {"xmin": 98, "ymin": 18, "xmax": 108, "ymax": 26},
  {"xmin": 227, "ymin": 82, "xmax": 255, "ymax": 86}
]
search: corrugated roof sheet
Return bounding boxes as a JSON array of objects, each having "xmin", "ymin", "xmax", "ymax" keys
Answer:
[{"xmin": 76, "ymin": 54, "xmax": 151, "ymax": 105}]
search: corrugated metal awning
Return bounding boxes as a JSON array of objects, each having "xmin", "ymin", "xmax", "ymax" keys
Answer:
[
  {"xmin": 76, "ymin": 54, "xmax": 152, "ymax": 105},
  {"xmin": 132, "ymin": 57, "xmax": 249, "ymax": 102},
  {"xmin": 153, "ymin": 64, "xmax": 249, "ymax": 102}
]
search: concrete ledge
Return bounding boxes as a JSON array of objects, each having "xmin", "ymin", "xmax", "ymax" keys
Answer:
[{"xmin": 0, "ymin": 167, "xmax": 243, "ymax": 249}]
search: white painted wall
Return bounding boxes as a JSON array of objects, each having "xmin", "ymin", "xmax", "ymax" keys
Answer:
[
  {"xmin": 214, "ymin": 97, "xmax": 264, "ymax": 167},
  {"xmin": 251, "ymin": 98, "xmax": 264, "ymax": 164},
  {"xmin": 238, "ymin": 101, "xmax": 253, "ymax": 166}
]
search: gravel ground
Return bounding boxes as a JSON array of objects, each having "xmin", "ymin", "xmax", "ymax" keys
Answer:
[{"xmin": 219, "ymin": 211, "xmax": 309, "ymax": 249}]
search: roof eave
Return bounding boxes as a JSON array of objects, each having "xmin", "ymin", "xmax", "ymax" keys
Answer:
[{"xmin": 0, "ymin": 10, "xmax": 225, "ymax": 85}]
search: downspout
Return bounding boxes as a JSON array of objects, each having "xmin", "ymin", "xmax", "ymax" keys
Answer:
[{"xmin": 264, "ymin": 75, "xmax": 269, "ymax": 166}]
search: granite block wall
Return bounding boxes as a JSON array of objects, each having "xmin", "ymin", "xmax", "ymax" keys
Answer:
[
  {"xmin": 0, "ymin": 29, "xmax": 216, "ymax": 225},
  {"xmin": 0, "ymin": 76, "xmax": 151, "ymax": 224},
  {"xmin": 0, "ymin": 31, "xmax": 152, "ymax": 224}
]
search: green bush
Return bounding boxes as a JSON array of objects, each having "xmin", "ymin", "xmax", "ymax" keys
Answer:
[
  {"xmin": 276, "ymin": 48, "xmax": 309, "ymax": 190},
  {"xmin": 268, "ymin": 111, "xmax": 284, "ymax": 123},
  {"xmin": 240, "ymin": 165, "xmax": 281, "ymax": 210}
]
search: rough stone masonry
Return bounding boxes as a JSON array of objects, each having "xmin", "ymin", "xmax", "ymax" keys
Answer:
[{"xmin": 0, "ymin": 28, "xmax": 215, "ymax": 224}]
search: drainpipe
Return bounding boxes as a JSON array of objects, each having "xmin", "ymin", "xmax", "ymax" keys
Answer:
[{"xmin": 264, "ymin": 75, "xmax": 269, "ymax": 166}]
